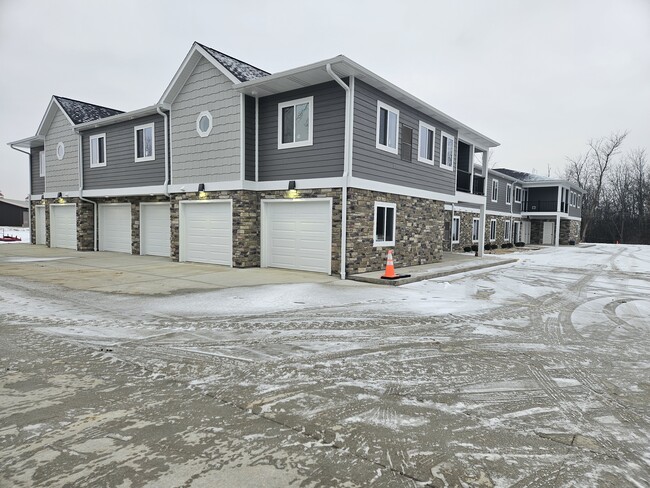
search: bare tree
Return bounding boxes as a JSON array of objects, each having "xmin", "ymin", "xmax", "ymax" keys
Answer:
[{"xmin": 566, "ymin": 131, "xmax": 628, "ymax": 241}]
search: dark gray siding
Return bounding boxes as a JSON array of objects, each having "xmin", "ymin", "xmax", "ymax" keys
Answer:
[
  {"xmin": 352, "ymin": 80, "xmax": 457, "ymax": 196},
  {"xmin": 81, "ymin": 114, "xmax": 165, "ymax": 190},
  {"xmin": 245, "ymin": 95, "xmax": 256, "ymax": 181},
  {"xmin": 258, "ymin": 81, "xmax": 345, "ymax": 181},
  {"xmin": 486, "ymin": 172, "xmax": 514, "ymax": 213},
  {"xmin": 31, "ymin": 147, "xmax": 45, "ymax": 194},
  {"xmin": 569, "ymin": 191, "xmax": 582, "ymax": 217},
  {"xmin": 512, "ymin": 184, "xmax": 523, "ymax": 214}
]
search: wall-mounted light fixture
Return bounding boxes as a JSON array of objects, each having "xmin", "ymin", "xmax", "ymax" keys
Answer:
[
  {"xmin": 198, "ymin": 183, "xmax": 205, "ymax": 192},
  {"xmin": 288, "ymin": 180, "xmax": 296, "ymax": 190},
  {"xmin": 56, "ymin": 191, "xmax": 65, "ymax": 204},
  {"xmin": 198, "ymin": 183, "xmax": 207, "ymax": 200},
  {"xmin": 57, "ymin": 192, "xmax": 62, "ymax": 198}
]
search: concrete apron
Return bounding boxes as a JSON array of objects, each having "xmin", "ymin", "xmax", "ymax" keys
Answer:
[{"xmin": 0, "ymin": 244, "xmax": 337, "ymax": 295}]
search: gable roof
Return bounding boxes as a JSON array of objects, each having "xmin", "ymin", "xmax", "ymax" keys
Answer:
[
  {"xmin": 196, "ymin": 42, "xmax": 270, "ymax": 82},
  {"xmin": 53, "ymin": 96, "xmax": 123, "ymax": 125},
  {"xmin": 0, "ymin": 198, "xmax": 29, "ymax": 209}
]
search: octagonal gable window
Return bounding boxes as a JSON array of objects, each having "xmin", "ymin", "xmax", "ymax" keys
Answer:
[
  {"xmin": 196, "ymin": 111, "xmax": 213, "ymax": 137},
  {"xmin": 56, "ymin": 142, "xmax": 65, "ymax": 160}
]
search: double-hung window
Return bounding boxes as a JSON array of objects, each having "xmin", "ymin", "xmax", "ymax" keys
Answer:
[
  {"xmin": 491, "ymin": 179, "xmax": 499, "ymax": 202},
  {"xmin": 472, "ymin": 218, "xmax": 480, "ymax": 242},
  {"xmin": 374, "ymin": 202, "xmax": 396, "ymax": 247},
  {"xmin": 439, "ymin": 131, "xmax": 454, "ymax": 170},
  {"xmin": 376, "ymin": 101, "xmax": 399, "ymax": 154},
  {"xmin": 134, "ymin": 123, "xmax": 155, "ymax": 162},
  {"xmin": 278, "ymin": 97, "xmax": 313, "ymax": 149},
  {"xmin": 504, "ymin": 220, "xmax": 511, "ymax": 241},
  {"xmin": 514, "ymin": 187, "xmax": 522, "ymax": 203},
  {"xmin": 39, "ymin": 150, "xmax": 45, "ymax": 177},
  {"xmin": 451, "ymin": 216, "xmax": 460, "ymax": 243},
  {"xmin": 506, "ymin": 183, "xmax": 512, "ymax": 205},
  {"xmin": 489, "ymin": 219, "xmax": 497, "ymax": 241},
  {"xmin": 89, "ymin": 134, "xmax": 107, "ymax": 168},
  {"xmin": 418, "ymin": 121, "xmax": 435, "ymax": 163}
]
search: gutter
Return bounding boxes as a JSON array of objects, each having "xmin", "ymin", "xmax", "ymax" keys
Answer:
[
  {"xmin": 75, "ymin": 131, "xmax": 98, "ymax": 251},
  {"xmin": 326, "ymin": 64, "xmax": 352, "ymax": 280},
  {"xmin": 156, "ymin": 106, "xmax": 170, "ymax": 196}
]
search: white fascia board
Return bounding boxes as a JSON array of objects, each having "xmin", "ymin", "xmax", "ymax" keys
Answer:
[
  {"xmin": 486, "ymin": 210, "xmax": 522, "ymax": 218},
  {"xmin": 82, "ymin": 186, "xmax": 166, "ymax": 198},
  {"xmin": 349, "ymin": 176, "xmax": 457, "ymax": 203},
  {"xmin": 456, "ymin": 192, "xmax": 486, "ymax": 205},
  {"xmin": 30, "ymin": 194, "xmax": 44, "ymax": 200},
  {"xmin": 75, "ymin": 105, "xmax": 163, "ymax": 131},
  {"xmin": 169, "ymin": 178, "xmax": 344, "ymax": 194},
  {"xmin": 521, "ymin": 180, "xmax": 584, "ymax": 192},
  {"xmin": 7, "ymin": 136, "xmax": 45, "ymax": 148},
  {"xmin": 444, "ymin": 204, "xmax": 481, "ymax": 214},
  {"xmin": 522, "ymin": 213, "xmax": 582, "ymax": 222},
  {"xmin": 43, "ymin": 190, "xmax": 80, "ymax": 199},
  {"xmin": 488, "ymin": 168, "xmax": 520, "ymax": 183},
  {"xmin": 36, "ymin": 97, "xmax": 74, "ymax": 136},
  {"xmin": 159, "ymin": 47, "xmax": 204, "ymax": 105}
]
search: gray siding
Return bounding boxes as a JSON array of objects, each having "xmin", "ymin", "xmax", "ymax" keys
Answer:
[
  {"xmin": 171, "ymin": 56, "xmax": 241, "ymax": 184},
  {"xmin": 31, "ymin": 147, "xmax": 45, "ymax": 194},
  {"xmin": 44, "ymin": 106, "xmax": 78, "ymax": 192},
  {"xmin": 245, "ymin": 95, "xmax": 256, "ymax": 181},
  {"xmin": 512, "ymin": 184, "xmax": 523, "ymax": 214},
  {"xmin": 352, "ymin": 79, "xmax": 457, "ymax": 196},
  {"xmin": 486, "ymin": 172, "xmax": 515, "ymax": 213},
  {"xmin": 258, "ymin": 81, "xmax": 345, "ymax": 181},
  {"xmin": 569, "ymin": 191, "xmax": 582, "ymax": 217},
  {"xmin": 81, "ymin": 114, "xmax": 165, "ymax": 190}
]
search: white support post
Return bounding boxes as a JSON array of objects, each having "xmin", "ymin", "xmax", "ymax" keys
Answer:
[
  {"xmin": 555, "ymin": 214, "xmax": 561, "ymax": 247},
  {"xmin": 478, "ymin": 203, "xmax": 486, "ymax": 257},
  {"xmin": 557, "ymin": 186, "xmax": 563, "ymax": 212},
  {"xmin": 469, "ymin": 144, "xmax": 475, "ymax": 193}
]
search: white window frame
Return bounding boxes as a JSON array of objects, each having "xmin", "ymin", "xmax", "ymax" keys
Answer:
[
  {"xmin": 577, "ymin": 194, "xmax": 581, "ymax": 208},
  {"xmin": 56, "ymin": 142, "xmax": 65, "ymax": 160},
  {"xmin": 439, "ymin": 131, "xmax": 455, "ymax": 171},
  {"xmin": 134, "ymin": 122, "xmax": 155, "ymax": 162},
  {"xmin": 375, "ymin": 101, "xmax": 399, "ymax": 155},
  {"xmin": 514, "ymin": 187, "xmax": 522, "ymax": 203},
  {"xmin": 489, "ymin": 219, "xmax": 497, "ymax": 241},
  {"xmin": 39, "ymin": 150, "xmax": 45, "ymax": 177},
  {"xmin": 506, "ymin": 183, "xmax": 512, "ymax": 205},
  {"xmin": 196, "ymin": 111, "xmax": 213, "ymax": 137},
  {"xmin": 472, "ymin": 218, "xmax": 480, "ymax": 242},
  {"xmin": 491, "ymin": 179, "xmax": 499, "ymax": 202},
  {"xmin": 451, "ymin": 216, "xmax": 460, "ymax": 243},
  {"xmin": 417, "ymin": 121, "xmax": 436, "ymax": 164},
  {"xmin": 504, "ymin": 220, "xmax": 511, "ymax": 241},
  {"xmin": 513, "ymin": 221, "xmax": 521, "ymax": 242},
  {"xmin": 277, "ymin": 96, "xmax": 313, "ymax": 149},
  {"xmin": 373, "ymin": 201, "xmax": 396, "ymax": 247},
  {"xmin": 89, "ymin": 133, "xmax": 107, "ymax": 168}
]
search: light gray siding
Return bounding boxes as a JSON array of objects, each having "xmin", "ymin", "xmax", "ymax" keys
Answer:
[
  {"xmin": 352, "ymin": 80, "xmax": 457, "ymax": 196},
  {"xmin": 31, "ymin": 147, "xmax": 45, "ymax": 194},
  {"xmin": 257, "ymin": 81, "xmax": 345, "ymax": 181},
  {"xmin": 81, "ymin": 114, "xmax": 165, "ymax": 190},
  {"xmin": 171, "ymin": 56, "xmax": 241, "ymax": 184},
  {"xmin": 486, "ymin": 172, "xmax": 514, "ymax": 213},
  {"xmin": 44, "ymin": 107, "xmax": 78, "ymax": 192},
  {"xmin": 245, "ymin": 95, "xmax": 255, "ymax": 181}
]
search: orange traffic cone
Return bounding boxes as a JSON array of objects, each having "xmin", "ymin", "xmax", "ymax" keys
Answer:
[{"xmin": 381, "ymin": 250, "xmax": 397, "ymax": 279}]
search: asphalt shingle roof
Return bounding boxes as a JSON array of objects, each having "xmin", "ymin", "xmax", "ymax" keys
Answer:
[
  {"xmin": 493, "ymin": 168, "xmax": 554, "ymax": 182},
  {"xmin": 197, "ymin": 42, "xmax": 270, "ymax": 82},
  {"xmin": 54, "ymin": 96, "xmax": 123, "ymax": 125}
]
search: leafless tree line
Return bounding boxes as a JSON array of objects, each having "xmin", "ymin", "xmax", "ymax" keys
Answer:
[{"xmin": 565, "ymin": 132, "xmax": 649, "ymax": 244}]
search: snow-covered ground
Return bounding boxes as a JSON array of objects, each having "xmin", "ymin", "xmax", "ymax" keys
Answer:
[{"xmin": 0, "ymin": 226, "xmax": 30, "ymax": 243}]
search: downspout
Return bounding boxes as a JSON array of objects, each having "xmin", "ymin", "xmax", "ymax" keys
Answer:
[
  {"xmin": 76, "ymin": 131, "xmax": 98, "ymax": 251},
  {"xmin": 326, "ymin": 64, "xmax": 351, "ymax": 280},
  {"xmin": 450, "ymin": 204, "xmax": 455, "ymax": 251},
  {"xmin": 156, "ymin": 106, "xmax": 170, "ymax": 196},
  {"xmin": 9, "ymin": 144, "xmax": 32, "ymax": 232}
]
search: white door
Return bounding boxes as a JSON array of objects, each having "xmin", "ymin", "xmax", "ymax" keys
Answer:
[
  {"xmin": 99, "ymin": 204, "xmax": 132, "ymax": 253},
  {"xmin": 50, "ymin": 204, "xmax": 77, "ymax": 249},
  {"xmin": 140, "ymin": 203, "xmax": 170, "ymax": 257},
  {"xmin": 521, "ymin": 221, "xmax": 531, "ymax": 244},
  {"xmin": 262, "ymin": 200, "xmax": 332, "ymax": 274},
  {"xmin": 542, "ymin": 222, "xmax": 555, "ymax": 245},
  {"xmin": 35, "ymin": 206, "xmax": 46, "ymax": 245},
  {"xmin": 513, "ymin": 221, "xmax": 521, "ymax": 243},
  {"xmin": 180, "ymin": 201, "xmax": 232, "ymax": 265}
]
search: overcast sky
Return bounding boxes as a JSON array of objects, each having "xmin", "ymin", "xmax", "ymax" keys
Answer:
[{"xmin": 1, "ymin": 0, "xmax": 648, "ymax": 200}]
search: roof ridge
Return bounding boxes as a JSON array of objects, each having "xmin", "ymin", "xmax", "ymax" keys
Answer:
[{"xmin": 53, "ymin": 95, "xmax": 124, "ymax": 115}]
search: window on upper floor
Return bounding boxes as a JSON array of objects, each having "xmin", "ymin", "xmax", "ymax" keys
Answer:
[
  {"xmin": 472, "ymin": 218, "xmax": 480, "ymax": 242},
  {"xmin": 514, "ymin": 187, "xmax": 522, "ymax": 203},
  {"xmin": 374, "ymin": 202, "xmax": 396, "ymax": 247},
  {"xmin": 491, "ymin": 179, "xmax": 499, "ymax": 202},
  {"xmin": 506, "ymin": 183, "xmax": 512, "ymax": 205},
  {"xmin": 56, "ymin": 142, "xmax": 65, "ymax": 160},
  {"xmin": 376, "ymin": 101, "xmax": 399, "ymax": 154},
  {"xmin": 440, "ymin": 131, "xmax": 454, "ymax": 170},
  {"xmin": 90, "ymin": 134, "xmax": 107, "ymax": 168},
  {"xmin": 196, "ymin": 111, "xmax": 213, "ymax": 137},
  {"xmin": 577, "ymin": 194, "xmax": 581, "ymax": 208},
  {"xmin": 134, "ymin": 123, "xmax": 155, "ymax": 162},
  {"xmin": 39, "ymin": 151, "xmax": 45, "ymax": 178},
  {"xmin": 451, "ymin": 216, "xmax": 460, "ymax": 243},
  {"xmin": 418, "ymin": 121, "xmax": 435, "ymax": 164},
  {"xmin": 278, "ymin": 97, "xmax": 313, "ymax": 149},
  {"xmin": 489, "ymin": 219, "xmax": 497, "ymax": 241}
]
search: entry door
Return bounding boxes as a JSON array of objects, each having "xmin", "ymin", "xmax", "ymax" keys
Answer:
[
  {"xmin": 521, "ymin": 221, "xmax": 531, "ymax": 244},
  {"xmin": 513, "ymin": 221, "xmax": 521, "ymax": 243},
  {"xmin": 542, "ymin": 222, "xmax": 555, "ymax": 245},
  {"xmin": 35, "ymin": 206, "xmax": 46, "ymax": 245}
]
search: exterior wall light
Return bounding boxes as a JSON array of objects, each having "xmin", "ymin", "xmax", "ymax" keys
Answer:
[
  {"xmin": 198, "ymin": 183, "xmax": 208, "ymax": 200},
  {"xmin": 288, "ymin": 180, "xmax": 296, "ymax": 190},
  {"xmin": 198, "ymin": 183, "xmax": 205, "ymax": 192}
]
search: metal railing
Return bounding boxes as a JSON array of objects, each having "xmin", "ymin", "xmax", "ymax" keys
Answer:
[
  {"xmin": 456, "ymin": 171, "xmax": 485, "ymax": 196},
  {"xmin": 522, "ymin": 200, "xmax": 566, "ymax": 212}
]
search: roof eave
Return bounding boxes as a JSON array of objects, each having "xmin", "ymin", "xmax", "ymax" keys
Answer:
[
  {"xmin": 7, "ymin": 135, "xmax": 45, "ymax": 149},
  {"xmin": 74, "ymin": 104, "xmax": 165, "ymax": 131}
]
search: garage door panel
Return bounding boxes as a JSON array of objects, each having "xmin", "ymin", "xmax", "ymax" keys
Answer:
[
  {"xmin": 180, "ymin": 202, "xmax": 232, "ymax": 266},
  {"xmin": 50, "ymin": 205, "xmax": 77, "ymax": 249},
  {"xmin": 99, "ymin": 204, "xmax": 132, "ymax": 253},
  {"xmin": 141, "ymin": 204, "xmax": 170, "ymax": 257}
]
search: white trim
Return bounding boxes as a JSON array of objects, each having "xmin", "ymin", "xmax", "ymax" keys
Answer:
[
  {"xmin": 439, "ymin": 131, "xmax": 455, "ymax": 171},
  {"xmin": 56, "ymin": 142, "xmax": 65, "ymax": 160},
  {"xmin": 486, "ymin": 209, "xmax": 522, "ymax": 217},
  {"xmin": 39, "ymin": 150, "xmax": 45, "ymax": 177},
  {"xmin": 83, "ymin": 186, "xmax": 166, "ymax": 198},
  {"xmin": 89, "ymin": 133, "xmax": 107, "ymax": 168},
  {"xmin": 37, "ymin": 98, "xmax": 74, "ymax": 137},
  {"xmin": 373, "ymin": 201, "xmax": 396, "ymax": 247},
  {"xmin": 472, "ymin": 217, "xmax": 480, "ymax": 242},
  {"xmin": 489, "ymin": 218, "xmax": 497, "ymax": 241},
  {"xmin": 277, "ymin": 96, "xmax": 314, "ymax": 149},
  {"xmin": 240, "ymin": 93, "xmax": 245, "ymax": 181},
  {"xmin": 178, "ymin": 199, "xmax": 233, "ymax": 267},
  {"xmin": 506, "ymin": 183, "xmax": 512, "ymax": 205},
  {"xmin": 375, "ymin": 101, "xmax": 399, "ymax": 154},
  {"xmin": 504, "ymin": 219, "xmax": 511, "ymax": 241},
  {"xmin": 417, "ymin": 121, "xmax": 436, "ymax": 164},
  {"xmin": 196, "ymin": 111, "xmax": 213, "ymax": 137},
  {"xmin": 260, "ymin": 198, "xmax": 333, "ymax": 274},
  {"xmin": 445, "ymin": 204, "xmax": 480, "ymax": 214},
  {"xmin": 451, "ymin": 215, "xmax": 460, "ymax": 243},
  {"xmin": 456, "ymin": 192, "xmax": 487, "ymax": 205},
  {"xmin": 349, "ymin": 176, "xmax": 456, "ymax": 203},
  {"xmin": 514, "ymin": 186, "xmax": 522, "ymax": 203},
  {"xmin": 134, "ymin": 122, "xmax": 155, "ymax": 162},
  {"xmin": 491, "ymin": 179, "xmax": 499, "ymax": 202},
  {"xmin": 522, "ymin": 213, "xmax": 582, "ymax": 222}
]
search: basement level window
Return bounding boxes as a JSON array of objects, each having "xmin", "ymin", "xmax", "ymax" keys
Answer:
[
  {"xmin": 452, "ymin": 216, "xmax": 460, "ymax": 243},
  {"xmin": 374, "ymin": 202, "xmax": 396, "ymax": 247}
]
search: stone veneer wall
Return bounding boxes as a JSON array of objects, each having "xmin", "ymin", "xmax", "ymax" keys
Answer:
[
  {"xmin": 530, "ymin": 220, "xmax": 544, "ymax": 245},
  {"xmin": 30, "ymin": 197, "xmax": 93, "ymax": 250},
  {"xmin": 443, "ymin": 210, "xmax": 481, "ymax": 252},
  {"xmin": 560, "ymin": 219, "xmax": 581, "ymax": 245},
  {"xmin": 346, "ymin": 188, "xmax": 444, "ymax": 274},
  {"xmin": 485, "ymin": 214, "xmax": 513, "ymax": 248}
]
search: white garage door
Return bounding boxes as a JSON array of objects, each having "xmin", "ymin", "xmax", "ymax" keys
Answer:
[
  {"xmin": 99, "ymin": 204, "xmax": 132, "ymax": 253},
  {"xmin": 35, "ymin": 206, "xmax": 46, "ymax": 245},
  {"xmin": 140, "ymin": 203, "xmax": 170, "ymax": 257},
  {"xmin": 50, "ymin": 204, "xmax": 77, "ymax": 249},
  {"xmin": 263, "ymin": 200, "xmax": 331, "ymax": 274},
  {"xmin": 180, "ymin": 201, "xmax": 232, "ymax": 265}
]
